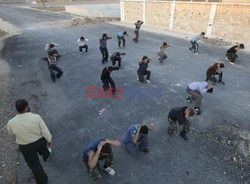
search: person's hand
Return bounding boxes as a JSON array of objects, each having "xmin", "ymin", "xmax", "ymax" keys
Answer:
[
  {"xmin": 97, "ymin": 141, "xmax": 105, "ymax": 151},
  {"xmin": 47, "ymin": 141, "xmax": 52, "ymax": 146}
]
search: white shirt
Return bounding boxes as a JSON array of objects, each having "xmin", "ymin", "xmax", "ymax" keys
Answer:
[
  {"xmin": 77, "ymin": 38, "xmax": 88, "ymax": 46},
  {"xmin": 188, "ymin": 81, "xmax": 208, "ymax": 93},
  {"xmin": 45, "ymin": 42, "xmax": 59, "ymax": 51}
]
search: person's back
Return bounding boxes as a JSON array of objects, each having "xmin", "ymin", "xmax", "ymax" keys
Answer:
[
  {"xmin": 168, "ymin": 107, "xmax": 187, "ymax": 121},
  {"xmin": 83, "ymin": 139, "xmax": 104, "ymax": 162},
  {"xmin": 227, "ymin": 45, "xmax": 238, "ymax": 54}
]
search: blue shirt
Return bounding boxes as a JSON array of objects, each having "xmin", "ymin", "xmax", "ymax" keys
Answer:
[
  {"xmin": 122, "ymin": 124, "xmax": 141, "ymax": 144},
  {"xmin": 117, "ymin": 31, "xmax": 123, "ymax": 38},
  {"xmin": 191, "ymin": 35, "xmax": 201, "ymax": 42},
  {"xmin": 82, "ymin": 139, "xmax": 105, "ymax": 162},
  {"xmin": 188, "ymin": 81, "xmax": 208, "ymax": 93}
]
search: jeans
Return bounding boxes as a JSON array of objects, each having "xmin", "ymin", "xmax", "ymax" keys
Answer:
[
  {"xmin": 48, "ymin": 65, "xmax": 63, "ymax": 82},
  {"xmin": 138, "ymin": 70, "xmax": 151, "ymax": 82},
  {"xmin": 206, "ymin": 72, "xmax": 223, "ymax": 82},
  {"xmin": 79, "ymin": 45, "xmax": 88, "ymax": 52},
  {"xmin": 186, "ymin": 86, "xmax": 203, "ymax": 108},
  {"xmin": 99, "ymin": 47, "xmax": 109, "ymax": 63},
  {"xmin": 189, "ymin": 41, "xmax": 199, "ymax": 53},
  {"xmin": 19, "ymin": 138, "xmax": 50, "ymax": 184},
  {"xmin": 102, "ymin": 77, "xmax": 116, "ymax": 94},
  {"xmin": 133, "ymin": 30, "xmax": 139, "ymax": 42},
  {"xmin": 117, "ymin": 36, "xmax": 126, "ymax": 47},
  {"xmin": 124, "ymin": 135, "xmax": 148, "ymax": 154},
  {"xmin": 157, "ymin": 52, "xmax": 168, "ymax": 63}
]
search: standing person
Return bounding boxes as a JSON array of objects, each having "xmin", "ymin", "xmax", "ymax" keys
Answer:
[
  {"xmin": 47, "ymin": 51, "xmax": 63, "ymax": 82},
  {"xmin": 117, "ymin": 31, "xmax": 128, "ymax": 48},
  {"xmin": 99, "ymin": 33, "xmax": 112, "ymax": 64},
  {"xmin": 110, "ymin": 52, "xmax": 126, "ymax": 69},
  {"xmin": 137, "ymin": 56, "xmax": 151, "ymax": 83},
  {"xmin": 45, "ymin": 42, "xmax": 59, "ymax": 57},
  {"xmin": 168, "ymin": 107, "xmax": 195, "ymax": 140},
  {"xmin": 188, "ymin": 32, "xmax": 206, "ymax": 54},
  {"xmin": 225, "ymin": 43, "xmax": 244, "ymax": 64},
  {"xmin": 7, "ymin": 99, "xmax": 52, "ymax": 184},
  {"xmin": 101, "ymin": 66, "xmax": 119, "ymax": 95},
  {"xmin": 133, "ymin": 20, "xmax": 144, "ymax": 43},
  {"xmin": 82, "ymin": 139, "xmax": 121, "ymax": 181},
  {"xmin": 206, "ymin": 63, "xmax": 225, "ymax": 84},
  {"xmin": 186, "ymin": 81, "xmax": 213, "ymax": 115},
  {"xmin": 157, "ymin": 42, "xmax": 170, "ymax": 63},
  {"xmin": 77, "ymin": 36, "xmax": 88, "ymax": 53},
  {"xmin": 122, "ymin": 124, "xmax": 154, "ymax": 154}
]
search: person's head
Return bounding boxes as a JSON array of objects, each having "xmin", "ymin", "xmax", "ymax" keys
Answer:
[
  {"xmin": 49, "ymin": 44, "xmax": 55, "ymax": 48},
  {"xmin": 102, "ymin": 33, "xmax": 107, "ymax": 39},
  {"xmin": 163, "ymin": 42, "xmax": 168, "ymax": 48},
  {"xmin": 206, "ymin": 86, "xmax": 214, "ymax": 93},
  {"xmin": 123, "ymin": 31, "xmax": 128, "ymax": 36},
  {"xmin": 201, "ymin": 32, "xmax": 205, "ymax": 36},
  {"xmin": 80, "ymin": 36, "xmax": 84, "ymax": 40},
  {"xmin": 139, "ymin": 125, "xmax": 149, "ymax": 135},
  {"xmin": 239, "ymin": 43, "xmax": 245, "ymax": 49},
  {"xmin": 107, "ymin": 66, "xmax": 113, "ymax": 73},
  {"xmin": 15, "ymin": 99, "xmax": 30, "ymax": 113},
  {"xmin": 142, "ymin": 56, "xmax": 149, "ymax": 63},
  {"xmin": 185, "ymin": 108, "xmax": 195, "ymax": 117},
  {"xmin": 137, "ymin": 20, "xmax": 141, "ymax": 23},
  {"xmin": 100, "ymin": 143, "xmax": 112, "ymax": 155},
  {"xmin": 219, "ymin": 63, "xmax": 224, "ymax": 68}
]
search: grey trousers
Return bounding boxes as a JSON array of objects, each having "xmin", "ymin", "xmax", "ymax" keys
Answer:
[{"xmin": 186, "ymin": 86, "xmax": 203, "ymax": 107}]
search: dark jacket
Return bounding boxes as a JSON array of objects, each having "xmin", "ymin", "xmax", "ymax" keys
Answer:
[
  {"xmin": 110, "ymin": 52, "xmax": 121, "ymax": 61},
  {"xmin": 206, "ymin": 63, "xmax": 219, "ymax": 77},
  {"xmin": 227, "ymin": 45, "xmax": 237, "ymax": 54},
  {"xmin": 168, "ymin": 106, "xmax": 188, "ymax": 125},
  {"xmin": 137, "ymin": 61, "xmax": 149, "ymax": 74},
  {"xmin": 101, "ymin": 67, "xmax": 119, "ymax": 80}
]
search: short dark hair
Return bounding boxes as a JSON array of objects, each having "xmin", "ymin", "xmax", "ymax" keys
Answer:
[
  {"xmin": 80, "ymin": 36, "xmax": 84, "ymax": 40},
  {"xmin": 163, "ymin": 42, "xmax": 167, "ymax": 46},
  {"xmin": 102, "ymin": 33, "xmax": 107, "ymax": 38},
  {"xmin": 201, "ymin": 32, "xmax": 205, "ymax": 35},
  {"xmin": 142, "ymin": 56, "xmax": 148, "ymax": 61},
  {"xmin": 188, "ymin": 108, "xmax": 195, "ymax": 117},
  {"xmin": 239, "ymin": 44, "xmax": 244, "ymax": 49},
  {"xmin": 107, "ymin": 66, "xmax": 113, "ymax": 72},
  {"xmin": 207, "ymin": 87, "xmax": 213, "ymax": 93},
  {"xmin": 139, "ymin": 125, "xmax": 149, "ymax": 134},
  {"xmin": 101, "ymin": 143, "xmax": 111, "ymax": 154},
  {"xmin": 220, "ymin": 63, "xmax": 224, "ymax": 68},
  {"xmin": 15, "ymin": 99, "xmax": 28, "ymax": 113},
  {"xmin": 49, "ymin": 44, "xmax": 55, "ymax": 48},
  {"xmin": 123, "ymin": 31, "xmax": 127, "ymax": 35}
]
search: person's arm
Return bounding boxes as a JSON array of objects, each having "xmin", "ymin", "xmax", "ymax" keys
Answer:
[
  {"xmin": 6, "ymin": 122, "xmax": 13, "ymax": 135},
  {"xmin": 87, "ymin": 141, "xmax": 105, "ymax": 169},
  {"xmin": 45, "ymin": 43, "xmax": 50, "ymax": 50},
  {"xmin": 77, "ymin": 39, "xmax": 80, "ymax": 43},
  {"xmin": 38, "ymin": 115, "xmax": 52, "ymax": 144},
  {"xmin": 132, "ymin": 126, "xmax": 141, "ymax": 144},
  {"xmin": 51, "ymin": 42, "xmax": 59, "ymax": 46},
  {"xmin": 85, "ymin": 38, "xmax": 89, "ymax": 42},
  {"xmin": 105, "ymin": 139, "xmax": 121, "ymax": 147}
]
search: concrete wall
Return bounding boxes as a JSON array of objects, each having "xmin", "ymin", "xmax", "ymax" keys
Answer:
[
  {"xmin": 122, "ymin": 0, "xmax": 250, "ymax": 42},
  {"xmin": 65, "ymin": 3, "xmax": 120, "ymax": 17}
]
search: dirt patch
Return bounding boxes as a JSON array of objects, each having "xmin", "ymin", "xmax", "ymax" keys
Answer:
[
  {"xmin": 31, "ymin": 5, "xmax": 65, "ymax": 12},
  {"xmin": 203, "ymin": 37, "xmax": 232, "ymax": 47},
  {"xmin": 43, "ymin": 17, "xmax": 119, "ymax": 27},
  {"xmin": 0, "ymin": 19, "xmax": 20, "ymax": 184}
]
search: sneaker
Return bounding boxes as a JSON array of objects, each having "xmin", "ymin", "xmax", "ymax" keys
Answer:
[
  {"xmin": 194, "ymin": 107, "xmax": 201, "ymax": 115},
  {"xmin": 225, "ymin": 57, "xmax": 229, "ymax": 61},
  {"xmin": 218, "ymin": 80, "xmax": 225, "ymax": 85},
  {"xmin": 146, "ymin": 79, "xmax": 150, "ymax": 84},
  {"xmin": 103, "ymin": 167, "xmax": 115, "ymax": 176},
  {"xmin": 136, "ymin": 76, "xmax": 139, "ymax": 81},
  {"xmin": 186, "ymin": 96, "xmax": 192, "ymax": 103},
  {"xmin": 194, "ymin": 52, "xmax": 198, "ymax": 55},
  {"xmin": 229, "ymin": 62, "xmax": 235, "ymax": 65},
  {"xmin": 180, "ymin": 131, "xmax": 188, "ymax": 141}
]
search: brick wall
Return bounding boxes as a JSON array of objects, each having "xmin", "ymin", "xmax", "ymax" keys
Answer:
[
  {"xmin": 123, "ymin": 0, "xmax": 250, "ymax": 43},
  {"xmin": 145, "ymin": 2, "xmax": 171, "ymax": 29},
  {"xmin": 174, "ymin": 3, "xmax": 211, "ymax": 33}
]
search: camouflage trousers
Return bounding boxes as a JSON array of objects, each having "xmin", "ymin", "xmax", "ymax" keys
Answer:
[
  {"xmin": 84, "ymin": 152, "xmax": 113, "ymax": 180},
  {"xmin": 168, "ymin": 118, "xmax": 190, "ymax": 134},
  {"xmin": 226, "ymin": 53, "xmax": 238, "ymax": 63}
]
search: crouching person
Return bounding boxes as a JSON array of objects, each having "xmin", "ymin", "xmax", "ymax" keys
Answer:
[
  {"xmin": 137, "ymin": 56, "xmax": 151, "ymax": 83},
  {"xmin": 82, "ymin": 139, "xmax": 121, "ymax": 181},
  {"xmin": 168, "ymin": 107, "xmax": 195, "ymax": 141}
]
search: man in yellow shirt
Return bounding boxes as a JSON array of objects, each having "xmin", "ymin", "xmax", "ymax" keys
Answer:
[{"xmin": 7, "ymin": 99, "xmax": 52, "ymax": 184}]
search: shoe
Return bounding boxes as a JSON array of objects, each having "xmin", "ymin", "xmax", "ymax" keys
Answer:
[
  {"xmin": 218, "ymin": 80, "xmax": 225, "ymax": 85},
  {"xmin": 180, "ymin": 131, "xmax": 188, "ymax": 141},
  {"xmin": 103, "ymin": 167, "xmax": 115, "ymax": 176},
  {"xmin": 188, "ymin": 49, "xmax": 192, "ymax": 53},
  {"xmin": 194, "ymin": 107, "xmax": 201, "ymax": 115},
  {"xmin": 186, "ymin": 96, "xmax": 192, "ymax": 103},
  {"xmin": 229, "ymin": 62, "xmax": 235, "ymax": 65},
  {"xmin": 85, "ymin": 52, "xmax": 88, "ymax": 54},
  {"xmin": 225, "ymin": 57, "xmax": 229, "ymax": 61},
  {"xmin": 136, "ymin": 76, "xmax": 139, "ymax": 81},
  {"xmin": 194, "ymin": 52, "xmax": 198, "ymax": 55},
  {"xmin": 146, "ymin": 79, "xmax": 150, "ymax": 84}
]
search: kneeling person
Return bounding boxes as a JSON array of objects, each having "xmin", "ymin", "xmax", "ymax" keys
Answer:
[
  {"xmin": 47, "ymin": 51, "xmax": 63, "ymax": 82},
  {"xmin": 168, "ymin": 107, "xmax": 195, "ymax": 140},
  {"xmin": 206, "ymin": 63, "xmax": 225, "ymax": 84},
  {"xmin": 82, "ymin": 139, "xmax": 121, "ymax": 180}
]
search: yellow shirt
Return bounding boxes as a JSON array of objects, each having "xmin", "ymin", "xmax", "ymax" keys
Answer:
[{"xmin": 7, "ymin": 112, "xmax": 52, "ymax": 145}]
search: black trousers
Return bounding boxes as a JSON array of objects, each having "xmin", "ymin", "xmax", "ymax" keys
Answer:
[
  {"xmin": 19, "ymin": 138, "xmax": 50, "ymax": 184},
  {"xmin": 99, "ymin": 47, "xmax": 109, "ymax": 63},
  {"xmin": 138, "ymin": 70, "xmax": 151, "ymax": 82},
  {"xmin": 79, "ymin": 45, "xmax": 88, "ymax": 52},
  {"xmin": 111, "ymin": 58, "xmax": 121, "ymax": 67},
  {"xmin": 48, "ymin": 65, "xmax": 63, "ymax": 82},
  {"xmin": 102, "ymin": 77, "xmax": 116, "ymax": 94},
  {"xmin": 206, "ymin": 72, "xmax": 223, "ymax": 82}
]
